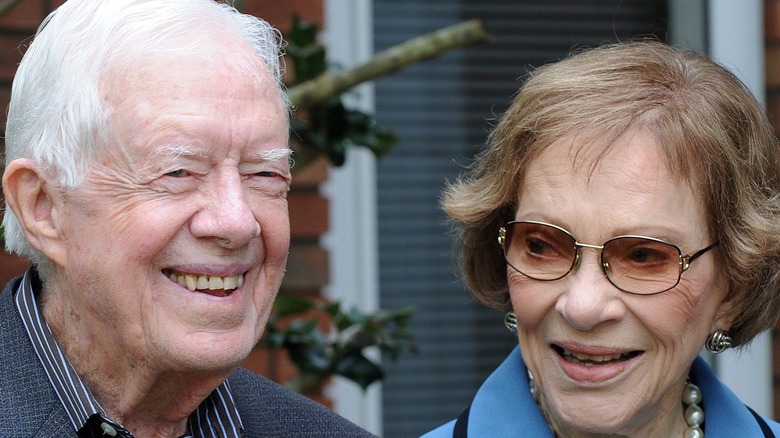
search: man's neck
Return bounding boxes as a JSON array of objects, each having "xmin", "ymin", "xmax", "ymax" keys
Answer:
[{"xmin": 41, "ymin": 284, "xmax": 233, "ymax": 435}]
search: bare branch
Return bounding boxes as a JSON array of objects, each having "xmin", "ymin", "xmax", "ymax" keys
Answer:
[
  {"xmin": 0, "ymin": 0, "xmax": 22, "ymax": 17},
  {"xmin": 287, "ymin": 19, "xmax": 491, "ymax": 109}
]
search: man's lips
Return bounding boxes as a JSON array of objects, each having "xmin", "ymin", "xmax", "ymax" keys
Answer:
[{"xmin": 162, "ymin": 268, "xmax": 244, "ymax": 297}]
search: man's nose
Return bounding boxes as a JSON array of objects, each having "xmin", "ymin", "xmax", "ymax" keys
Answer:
[{"xmin": 190, "ymin": 173, "xmax": 260, "ymax": 248}]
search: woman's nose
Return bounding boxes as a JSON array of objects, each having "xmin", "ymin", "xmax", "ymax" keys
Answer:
[{"xmin": 555, "ymin": 250, "xmax": 625, "ymax": 331}]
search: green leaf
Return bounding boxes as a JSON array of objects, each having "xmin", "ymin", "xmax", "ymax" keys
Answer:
[
  {"xmin": 335, "ymin": 351, "xmax": 384, "ymax": 390},
  {"xmin": 288, "ymin": 15, "xmax": 318, "ymax": 47},
  {"xmin": 288, "ymin": 16, "xmax": 327, "ymax": 82},
  {"xmin": 287, "ymin": 343, "xmax": 331, "ymax": 374},
  {"xmin": 273, "ymin": 295, "xmax": 315, "ymax": 317}
]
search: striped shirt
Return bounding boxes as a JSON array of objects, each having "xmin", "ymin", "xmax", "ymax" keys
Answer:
[{"xmin": 13, "ymin": 267, "xmax": 244, "ymax": 437}]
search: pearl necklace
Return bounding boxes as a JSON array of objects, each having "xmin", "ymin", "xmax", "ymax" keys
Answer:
[
  {"xmin": 527, "ymin": 371, "xmax": 705, "ymax": 437},
  {"xmin": 683, "ymin": 379, "xmax": 705, "ymax": 437}
]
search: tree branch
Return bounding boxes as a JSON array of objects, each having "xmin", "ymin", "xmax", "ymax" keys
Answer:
[
  {"xmin": 0, "ymin": 0, "xmax": 22, "ymax": 17},
  {"xmin": 287, "ymin": 19, "xmax": 490, "ymax": 109}
]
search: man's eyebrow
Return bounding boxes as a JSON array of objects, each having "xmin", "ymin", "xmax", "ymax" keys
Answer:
[
  {"xmin": 250, "ymin": 148, "xmax": 293, "ymax": 162},
  {"xmin": 141, "ymin": 145, "xmax": 293, "ymax": 168},
  {"xmin": 150, "ymin": 143, "xmax": 206, "ymax": 160},
  {"xmin": 136, "ymin": 143, "xmax": 204, "ymax": 171}
]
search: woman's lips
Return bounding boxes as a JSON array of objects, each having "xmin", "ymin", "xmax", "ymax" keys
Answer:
[
  {"xmin": 556, "ymin": 345, "xmax": 641, "ymax": 365},
  {"xmin": 552, "ymin": 344, "xmax": 643, "ymax": 383}
]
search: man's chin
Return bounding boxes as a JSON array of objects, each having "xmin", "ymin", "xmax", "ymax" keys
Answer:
[{"xmin": 156, "ymin": 331, "xmax": 259, "ymax": 373}]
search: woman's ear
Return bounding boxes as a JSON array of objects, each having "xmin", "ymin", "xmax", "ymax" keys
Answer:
[
  {"xmin": 711, "ymin": 290, "xmax": 738, "ymax": 333},
  {"xmin": 2, "ymin": 159, "xmax": 68, "ymax": 267}
]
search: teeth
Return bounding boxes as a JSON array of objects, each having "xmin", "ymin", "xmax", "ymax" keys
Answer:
[
  {"xmin": 185, "ymin": 275, "xmax": 197, "ymax": 291},
  {"xmin": 562, "ymin": 348, "xmax": 630, "ymax": 364},
  {"xmin": 164, "ymin": 270, "xmax": 244, "ymax": 293},
  {"xmin": 197, "ymin": 275, "xmax": 209, "ymax": 290},
  {"xmin": 207, "ymin": 276, "xmax": 221, "ymax": 289}
]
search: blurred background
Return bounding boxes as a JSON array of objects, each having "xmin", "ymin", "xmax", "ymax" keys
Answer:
[{"xmin": 1, "ymin": 1, "xmax": 778, "ymax": 436}]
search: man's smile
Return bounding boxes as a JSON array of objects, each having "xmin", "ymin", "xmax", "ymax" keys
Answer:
[{"xmin": 163, "ymin": 268, "xmax": 244, "ymax": 295}]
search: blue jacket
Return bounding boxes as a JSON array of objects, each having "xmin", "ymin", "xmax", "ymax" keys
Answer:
[
  {"xmin": 0, "ymin": 275, "xmax": 375, "ymax": 437},
  {"xmin": 422, "ymin": 346, "xmax": 780, "ymax": 437}
]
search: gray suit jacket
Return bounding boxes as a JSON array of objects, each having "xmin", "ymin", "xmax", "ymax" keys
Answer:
[{"xmin": 0, "ymin": 275, "xmax": 376, "ymax": 437}]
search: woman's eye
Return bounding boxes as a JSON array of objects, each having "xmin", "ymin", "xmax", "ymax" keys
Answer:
[
  {"xmin": 627, "ymin": 248, "xmax": 667, "ymax": 264},
  {"xmin": 165, "ymin": 169, "xmax": 191, "ymax": 178},
  {"xmin": 526, "ymin": 238, "xmax": 559, "ymax": 258},
  {"xmin": 528, "ymin": 239, "xmax": 548, "ymax": 255}
]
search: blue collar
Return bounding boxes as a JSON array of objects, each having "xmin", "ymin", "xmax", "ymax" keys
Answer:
[{"xmin": 461, "ymin": 346, "xmax": 779, "ymax": 437}]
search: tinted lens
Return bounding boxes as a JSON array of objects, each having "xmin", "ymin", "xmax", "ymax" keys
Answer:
[
  {"xmin": 504, "ymin": 222, "xmax": 577, "ymax": 280},
  {"xmin": 602, "ymin": 236, "xmax": 682, "ymax": 294}
]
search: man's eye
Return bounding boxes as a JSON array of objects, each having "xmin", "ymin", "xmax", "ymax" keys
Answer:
[
  {"xmin": 165, "ymin": 169, "xmax": 191, "ymax": 178},
  {"xmin": 255, "ymin": 171, "xmax": 279, "ymax": 177}
]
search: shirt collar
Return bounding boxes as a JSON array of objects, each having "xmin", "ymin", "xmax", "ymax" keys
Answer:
[{"xmin": 13, "ymin": 267, "xmax": 244, "ymax": 437}]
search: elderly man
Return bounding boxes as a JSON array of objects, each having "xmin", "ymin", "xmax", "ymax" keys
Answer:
[{"xmin": 0, "ymin": 1, "xmax": 374, "ymax": 437}]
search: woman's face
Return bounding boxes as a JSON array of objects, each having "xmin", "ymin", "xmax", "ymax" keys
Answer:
[{"xmin": 510, "ymin": 128, "xmax": 734, "ymax": 436}]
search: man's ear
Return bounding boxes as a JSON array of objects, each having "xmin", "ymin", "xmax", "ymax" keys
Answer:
[{"xmin": 2, "ymin": 159, "xmax": 68, "ymax": 267}]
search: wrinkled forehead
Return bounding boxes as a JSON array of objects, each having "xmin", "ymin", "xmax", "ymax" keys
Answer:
[
  {"xmin": 92, "ymin": 48, "xmax": 287, "ymax": 168},
  {"xmin": 98, "ymin": 40, "xmax": 285, "ymax": 140},
  {"xmin": 101, "ymin": 31, "xmax": 275, "ymax": 100}
]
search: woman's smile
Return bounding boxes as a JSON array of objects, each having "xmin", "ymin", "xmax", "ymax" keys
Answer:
[{"xmin": 551, "ymin": 343, "xmax": 644, "ymax": 383}]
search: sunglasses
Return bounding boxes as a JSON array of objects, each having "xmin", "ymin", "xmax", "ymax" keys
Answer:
[{"xmin": 498, "ymin": 221, "xmax": 719, "ymax": 295}]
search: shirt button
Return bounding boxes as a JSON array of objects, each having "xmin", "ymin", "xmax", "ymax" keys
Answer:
[{"xmin": 100, "ymin": 422, "xmax": 118, "ymax": 436}]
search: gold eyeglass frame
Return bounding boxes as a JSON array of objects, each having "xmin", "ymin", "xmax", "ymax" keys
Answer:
[{"xmin": 497, "ymin": 220, "xmax": 719, "ymax": 295}]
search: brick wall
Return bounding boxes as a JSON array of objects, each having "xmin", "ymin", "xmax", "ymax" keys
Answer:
[
  {"xmin": 0, "ymin": 0, "xmax": 330, "ymax": 403},
  {"xmin": 0, "ymin": 1, "xmax": 66, "ymax": 128}
]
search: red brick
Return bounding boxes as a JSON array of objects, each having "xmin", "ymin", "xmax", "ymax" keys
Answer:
[
  {"xmin": 766, "ymin": 46, "xmax": 780, "ymax": 88},
  {"xmin": 0, "ymin": 33, "xmax": 29, "ymax": 83},
  {"xmin": 288, "ymin": 191, "xmax": 328, "ymax": 238},
  {"xmin": 242, "ymin": 345, "xmax": 301, "ymax": 385},
  {"xmin": 0, "ymin": 0, "xmax": 64, "ymax": 29},
  {"xmin": 283, "ymin": 241, "xmax": 328, "ymax": 291},
  {"xmin": 292, "ymin": 154, "xmax": 329, "ymax": 189},
  {"xmin": 0, "ymin": 86, "xmax": 10, "ymax": 133},
  {"xmin": 775, "ymin": 330, "xmax": 780, "ymax": 419},
  {"xmin": 0, "ymin": 0, "xmax": 45, "ymax": 30},
  {"xmin": 242, "ymin": 0, "xmax": 323, "ymax": 34},
  {"xmin": 766, "ymin": 92, "xmax": 780, "ymax": 133},
  {"xmin": 768, "ymin": 0, "xmax": 780, "ymax": 42},
  {"xmin": 0, "ymin": 252, "xmax": 30, "ymax": 287}
]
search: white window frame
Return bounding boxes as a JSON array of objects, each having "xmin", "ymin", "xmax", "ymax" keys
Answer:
[
  {"xmin": 707, "ymin": 0, "xmax": 772, "ymax": 418},
  {"xmin": 320, "ymin": 0, "xmax": 382, "ymax": 434},
  {"xmin": 671, "ymin": 0, "xmax": 772, "ymax": 418}
]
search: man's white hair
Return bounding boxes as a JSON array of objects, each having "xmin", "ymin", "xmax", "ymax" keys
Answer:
[{"xmin": 3, "ymin": 0, "xmax": 287, "ymax": 265}]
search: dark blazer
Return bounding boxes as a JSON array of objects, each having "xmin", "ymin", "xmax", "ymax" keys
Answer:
[{"xmin": 0, "ymin": 275, "xmax": 376, "ymax": 437}]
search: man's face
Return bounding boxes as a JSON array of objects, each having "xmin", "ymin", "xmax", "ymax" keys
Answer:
[{"xmin": 49, "ymin": 43, "xmax": 290, "ymax": 373}]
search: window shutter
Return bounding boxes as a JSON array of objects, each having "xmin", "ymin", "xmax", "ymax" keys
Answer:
[{"xmin": 374, "ymin": 1, "xmax": 667, "ymax": 436}]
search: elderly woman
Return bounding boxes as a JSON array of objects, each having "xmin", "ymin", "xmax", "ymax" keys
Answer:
[{"xmin": 422, "ymin": 41, "xmax": 780, "ymax": 437}]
